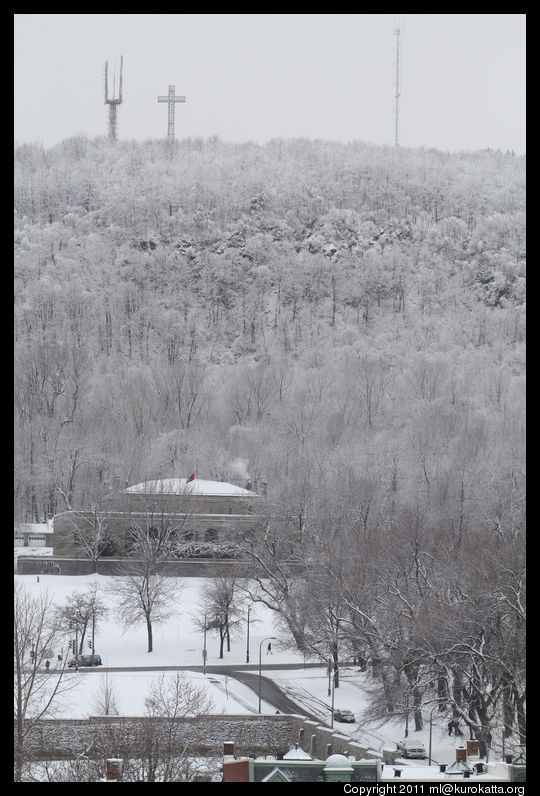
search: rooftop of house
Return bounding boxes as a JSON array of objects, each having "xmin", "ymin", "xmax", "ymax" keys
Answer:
[
  {"xmin": 124, "ymin": 477, "xmax": 259, "ymax": 497},
  {"xmin": 15, "ymin": 523, "xmax": 53, "ymax": 535}
]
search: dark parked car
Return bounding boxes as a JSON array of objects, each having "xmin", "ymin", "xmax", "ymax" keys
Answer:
[
  {"xmin": 67, "ymin": 654, "xmax": 102, "ymax": 668},
  {"xmin": 333, "ymin": 709, "xmax": 356, "ymax": 723}
]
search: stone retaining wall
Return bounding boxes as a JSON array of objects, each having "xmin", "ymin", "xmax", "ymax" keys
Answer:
[
  {"xmin": 18, "ymin": 714, "xmax": 380, "ymax": 762},
  {"xmin": 17, "ymin": 556, "xmax": 306, "ymax": 578}
]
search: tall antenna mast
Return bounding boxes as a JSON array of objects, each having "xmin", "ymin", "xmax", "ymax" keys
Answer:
[
  {"xmin": 104, "ymin": 55, "xmax": 123, "ymax": 141},
  {"xmin": 393, "ymin": 27, "xmax": 401, "ymax": 147}
]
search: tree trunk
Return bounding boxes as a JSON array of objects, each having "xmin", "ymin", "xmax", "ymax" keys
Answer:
[
  {"xmin": 404, "ymin": 662, "xmax": 423, "ymax": 730},
  {"xmin": 225, "ymin": 613, "xmax": 231, "ymax": 652},
  {"xmin": 513, "ymin": 688, "xmax": 526, "ymax": 745},
  {"xmin": 451, "ymin": 668, "xmax": 463, "ymax": 718},
  {"xmin": 146, "ymin": 616, "xmax": 153, "ymax": 653},
  {"xmin": 219, "ymin": 626, "xmax": 225, "ymax": 659},
  {"xmin": 331, "ymin": 643, "xmax": 340, "ymax": 688},
  {"xmin": 437, "ymin": 671, "xmax": 448, "ymax": 710},
  {"xmin": 502, "ymin": 682, "xmax": 514, "ymax": 738}
]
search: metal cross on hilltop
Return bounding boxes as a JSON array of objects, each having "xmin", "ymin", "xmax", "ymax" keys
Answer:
[{"xmin": 157, "ymin": 85, "xmax": 186, "ymax": 140}]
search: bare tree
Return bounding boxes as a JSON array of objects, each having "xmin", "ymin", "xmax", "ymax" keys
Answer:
[
  {"xmin": 107, "ymin": 571, "xmax": 182, "ymax": 653},
  {"xmin": 91, "ymin": 674, "xmax": 218, "ymax": 782},
  {"xmin": 135, "ymin": 673, "xmax": 218, "ymax": 782},
  {"xmin": 91, "ymin": 673, "xmax": 120, "ymax": 716},
  {"xmin": 62, "ymin": 506, "xmax": 119, "ymax": 572},
  {"xmin": 242, "ymin": 523, "xmax": 308, "ymax": 651},
  {"xmin": 14, "ymin": 585, "xmax": 75, "ymax": 781},
  {"xmin": 198, "ymin": 577, "xmax": 246, "ymax": 658},
  {"xmin": 56, "ymin": 583, "xmax": 108, "ymax": 653}
]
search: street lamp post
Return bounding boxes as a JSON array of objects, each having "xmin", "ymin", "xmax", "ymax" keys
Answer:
[
  {"xmin": 202, "ymin": 612, "xmax": 207, "ymax": 676},
  {"xmin": 327, "ymin": 658, "xmax": 332, "ymax": 697},
  {"xmin": 405, "ymin": 694, "xmax": 409, "ymax": 738},
  {"xmin": 258, "ymin": 636, "xmax": 276, "ymax": 713},
  {"xmin": 74, "ymin": 622, "xmax": 79, "ymax": 672},
  {"xmin": 330, "ymin": 663, "xmax": 337, "ymax": 729},
  {"xmin": 246, "ymin": 606, "xmax": 251, "ymax": 664},
  {"xmin": 91, "ymin": 608, "xmax": 95, "ymax": 657}
]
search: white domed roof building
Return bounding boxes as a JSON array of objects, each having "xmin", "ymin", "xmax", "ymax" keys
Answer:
[
  {"xmin": 125, "ymin": 477, "xmax": 255, "ymax": 497},
  {"xmin": 52, "ymin": 474, "xmax": 264, "ymax": 561}
]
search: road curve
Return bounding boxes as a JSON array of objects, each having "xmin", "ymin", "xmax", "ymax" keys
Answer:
[{"xmin": 60, "ymin": 662, "xmax": 323, "ymax": 720}]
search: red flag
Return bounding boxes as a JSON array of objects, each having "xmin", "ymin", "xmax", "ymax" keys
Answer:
[{"xmin": 187, "ymin": 473, "xmax": 195, "ymax": 482}]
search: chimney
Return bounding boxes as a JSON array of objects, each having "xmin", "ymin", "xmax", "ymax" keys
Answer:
[
  {"xmin": 112, "ymin": 476, "xmax": 122, "ymax": 494},
  {"xmin": 105, "ymin": 759, "xmax": 123, "ymax": 781},
  {"xmin": 245, "ymin": 479, "xmax": 253, "ymax": 491},
  {"xmin": 310, "ymin": 734, "xmax": 317, "ymax": 758},
  {"xmin": 261, "ymin": 480, "xmax": 268, "ymax": 497},
  {"xmin": 456, "ymin": 747, "xmax": 467, "ymax": 763},
  {"xmin": 298, "ymin": 728, "xmax": 305, "ymax": 746},
  {"xmin": 223, "ymin": 741, "xmax": 235, "ymax": 757},
  {"xmin": 467, "ymin": 739, "xmax": 480, "ymax": 758},
  {"xmin": 326, "ymin": 744, "xmax": 332, "ymax": 758}
]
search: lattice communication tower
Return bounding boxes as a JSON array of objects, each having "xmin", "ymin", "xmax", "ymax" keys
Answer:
[
  {"xmin": 393, "ymin": 27, "xmax": 401, "ymax": 147},
  {"xmin": 104, "ymin": 56, "xmax": 123, "ymax": 141}
]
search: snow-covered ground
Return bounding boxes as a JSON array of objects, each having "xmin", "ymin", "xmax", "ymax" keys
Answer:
[
  {"xmin": 14, "ymin": 572, "xmax": 491, "ymax": 767},
  {"xmin": 48, "ymin": 669, "xmax": 279, "ymax": 718},
  {"xmin": 15, "ymin": 545, "xmax": 54, "ymax": 557},
  {"xmin": 15, "ymin": 572, "xmax": 303, "ymax": 719},
  {"xmin": 273, "ymin": 668, "xmax": 471, "ymax": 767},
  {"xmin": 14, "ymin": 573, "xmax": 300, "ymax": 668}
]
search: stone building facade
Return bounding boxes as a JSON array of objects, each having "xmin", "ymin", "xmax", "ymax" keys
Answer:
[{"xmin": 52, "ymin": 477, "xmax": 264, "ymax": 559}]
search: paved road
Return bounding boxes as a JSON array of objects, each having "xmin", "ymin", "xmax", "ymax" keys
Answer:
[
  {"xmin": 208, "ymin": 668, "xmax": 320, "ymax": 719},
  {"xmin": 62, "ymin": 662, "xmax": 324, "ymax": 721},
  {"xmin": 77, "ymin": 662, "xmax": 323, "ymax": 673}
]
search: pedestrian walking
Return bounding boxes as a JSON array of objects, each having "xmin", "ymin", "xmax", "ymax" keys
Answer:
[
  {"xmin": 267, "ymin": 642, "xmax": 272, "ymax": 655},
  {"xmin": 36, "ymin": 576, "xmax": 39, "ymax": 583},
  {"xmin": 57, "ymin": 654, "xmax": 62, "ymax": 663},
  {"xmin": 45, "ymin": 660, "xmax": 50, "ymax": 671}
]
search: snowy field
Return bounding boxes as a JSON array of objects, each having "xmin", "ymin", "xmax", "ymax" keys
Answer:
[
  {"xmin": 15, "ymin": 571, "xmax": 303, "ymax": 720},
  {"xmin": 15, "ymin": 571, "xmax": 481, "ymax": 765},
  {"xmin": 15, "ymin": 572, "xmax": 301, "ymax": 667},
  {"xmin": 42, "ymin": 669, "xmax": 280, "ymax": 719}
]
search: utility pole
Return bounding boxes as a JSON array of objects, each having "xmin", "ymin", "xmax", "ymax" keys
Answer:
[{"xmin": 393, "ymin": 27, "xmax": 401, "ymax": 147}]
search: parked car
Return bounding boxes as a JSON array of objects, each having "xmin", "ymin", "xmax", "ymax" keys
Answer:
[
  {"xmin": 333, "ymin": 709, "xmax": 356, "ymax": 723},
  {"xmin": 67, "ymin": 654, "xmax": 102, "ymax": 668},
  {"xmin": 396, "ymin": 738, "xmax": 426, "ymax": 759}
]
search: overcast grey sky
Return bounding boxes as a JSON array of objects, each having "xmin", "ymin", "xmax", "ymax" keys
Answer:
[{"xmin": 14, "ymin": 13, "xmax": 526, "ymax": 153}]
